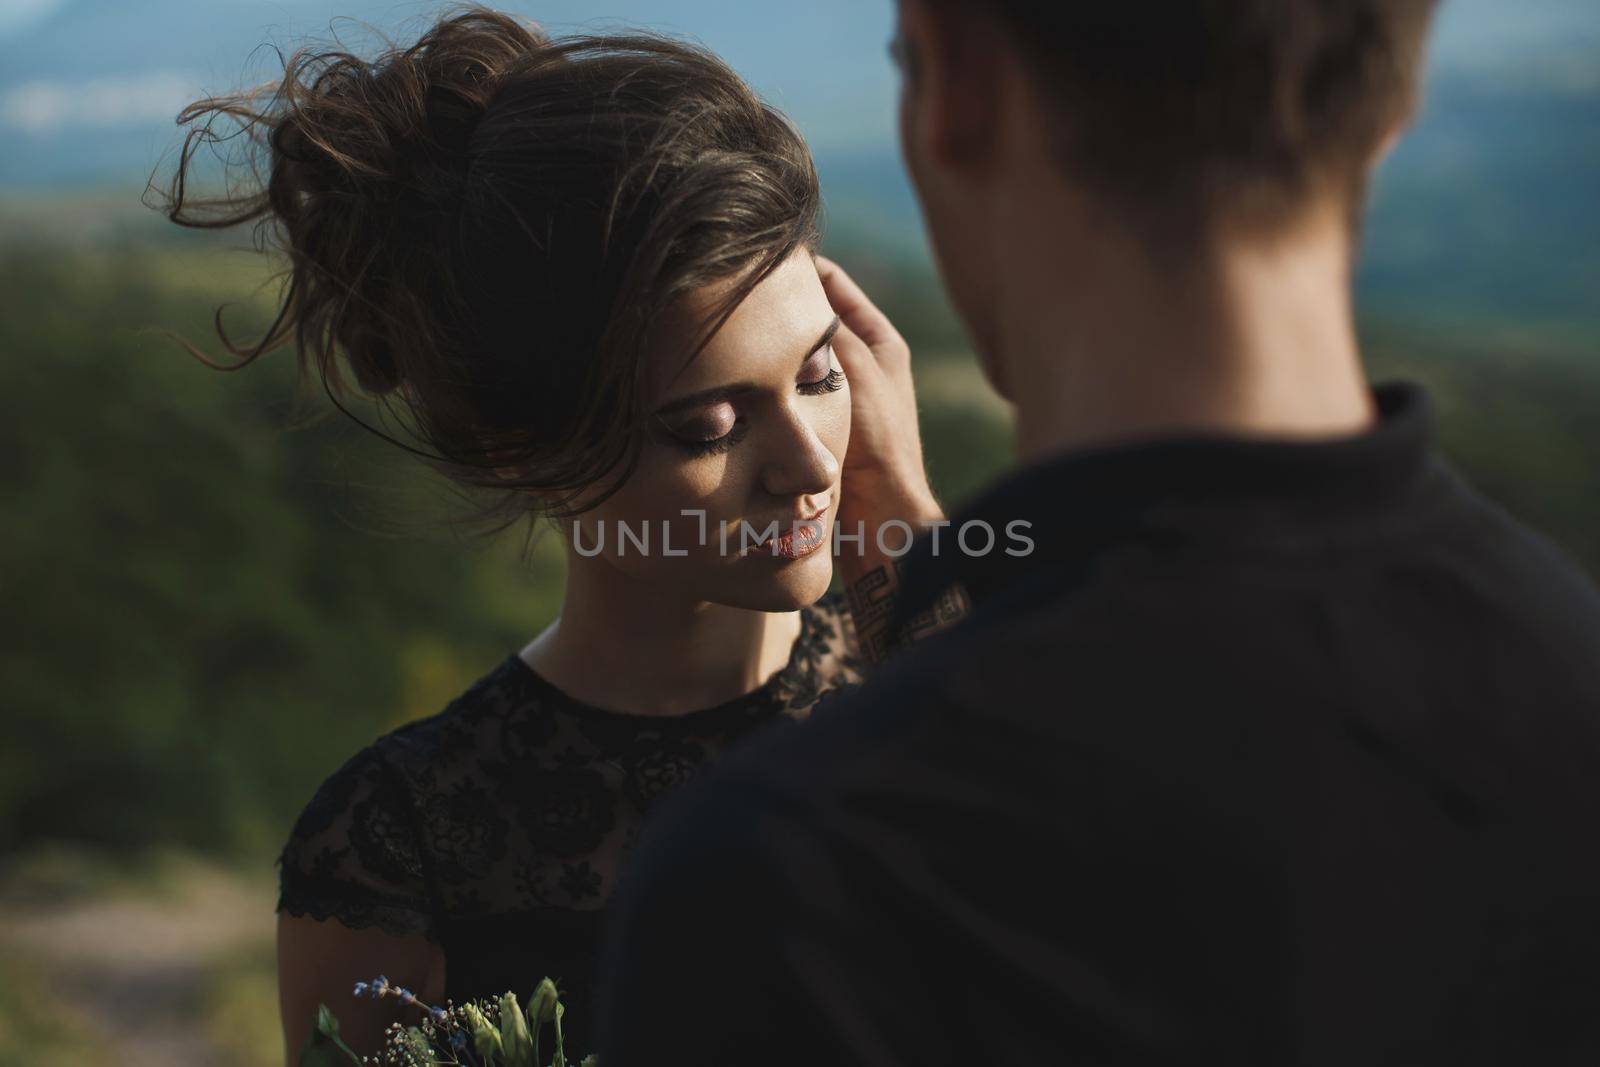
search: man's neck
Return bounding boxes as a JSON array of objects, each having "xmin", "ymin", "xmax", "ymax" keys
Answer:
[{"xmin": 994, "ymin": 200, "xmax": 1377, "ymax": 463}]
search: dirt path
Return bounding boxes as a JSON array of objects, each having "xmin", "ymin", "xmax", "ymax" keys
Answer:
[{"xmin": 0, "ymin": 855, "xmax": 277, "ymax": 1067}]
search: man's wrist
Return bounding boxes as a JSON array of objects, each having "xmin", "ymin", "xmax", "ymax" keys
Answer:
[
  {"xmin": 833, "ymin": 496, "xmax": 972, "ymax": 666},
  {"xmin": 834, "ymin": 504, "xmax": 944, "ymax": 584}
]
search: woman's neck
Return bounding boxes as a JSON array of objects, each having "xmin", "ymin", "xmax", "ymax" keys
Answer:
[{"xmin": 519, "ymin": 552, "xmax": 803, "ymax": 716}]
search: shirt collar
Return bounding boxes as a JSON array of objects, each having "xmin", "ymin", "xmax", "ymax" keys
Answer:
[{"xmin": 887, "ymin": 378, "xmax": 1438, "ymax": 643}]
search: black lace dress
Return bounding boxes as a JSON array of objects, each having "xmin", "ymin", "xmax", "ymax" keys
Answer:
[{"xmin": 276, "ymin": 590, "xmax": 864, "ymax": 1054}]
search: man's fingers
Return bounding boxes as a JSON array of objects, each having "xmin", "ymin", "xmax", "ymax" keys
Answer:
[
  {"xmin": 828, "ymin": 321, "xmax": 880, "ymax": 385},
  {"xmin": 816, "ymin": 254, "xmax": 899, "ymax": 350}
]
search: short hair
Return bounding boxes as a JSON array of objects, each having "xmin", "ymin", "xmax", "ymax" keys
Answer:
[{"xmin": 939, "ymin": 0, "xmax": 1440, "ymax": 237}]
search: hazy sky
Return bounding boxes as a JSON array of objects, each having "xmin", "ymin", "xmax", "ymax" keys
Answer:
[
  {"xmin": 0, "ymin": 0, "xmax": 900, "ymax": 151},
  {"xmin": 0, "ymin": 1, "xmax": 1595, "ymax": 167}
]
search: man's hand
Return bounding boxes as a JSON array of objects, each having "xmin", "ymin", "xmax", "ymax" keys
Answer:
[
  {"xmin": 816, "ymin": 254, "xmax": 940, "ymax": 533},
  {"xmin": 815, "ymin": 254, "xmax": 967, "ymax": 664}
]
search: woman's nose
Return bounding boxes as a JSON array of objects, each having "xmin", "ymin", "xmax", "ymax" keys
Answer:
[{"xmin": 758, "ymin": 403, "xmax": 841, "ymax": 501}]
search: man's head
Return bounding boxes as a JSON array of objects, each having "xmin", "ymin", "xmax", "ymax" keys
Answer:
[{"xmin": 893, "ymin": 0, "xmax": 1441, "ymax": 390}]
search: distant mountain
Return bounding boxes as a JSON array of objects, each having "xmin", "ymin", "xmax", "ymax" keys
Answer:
[{"xmin": 1359, "ymin": 71, "xmax": 1600, "ymax": 329}]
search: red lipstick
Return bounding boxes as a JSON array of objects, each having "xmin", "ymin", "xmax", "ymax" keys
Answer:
[{"xmin": 753, "ymin": 505, "xmax": 830, "ymax": 561}]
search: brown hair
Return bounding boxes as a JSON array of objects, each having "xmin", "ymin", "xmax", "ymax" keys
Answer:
[
  {"xmin": 152, "ymin": 5, "xmax": 821, "ymax": 542},
  {"xmin": 931, "ymin": 0, "xmax": 1440, "ymax": 237}
]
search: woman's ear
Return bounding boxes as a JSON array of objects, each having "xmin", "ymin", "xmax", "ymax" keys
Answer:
[{"xmin": 478, "ymin": 441, "xmax": 535, "ymax": 488}]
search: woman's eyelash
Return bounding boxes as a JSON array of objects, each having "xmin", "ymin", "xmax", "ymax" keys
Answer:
[
  {"xmin": 672, "ymin": 365, "xmax": 846, "ymax": 458},
  {"xmin": 676, "ymin": 420, "xmax": 748, "ymax": 458},
  {"xmin": 797, "ymin": 367, "xmax": 847, "ymax": 396}
]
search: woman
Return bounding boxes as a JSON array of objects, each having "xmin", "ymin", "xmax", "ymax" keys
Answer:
[{"xmin": 158, "ymin": 6, "xmax": 941, "ymax": 1062}]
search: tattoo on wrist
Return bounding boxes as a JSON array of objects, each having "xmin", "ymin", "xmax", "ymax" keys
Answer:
[{"xmin": 846, "ymin": 560, "xmax": 972, "ymax": 666}]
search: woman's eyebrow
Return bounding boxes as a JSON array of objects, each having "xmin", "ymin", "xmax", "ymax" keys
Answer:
[{"xmin": 652, "ymin": 315, "xmax": 842, "ymax": 417}]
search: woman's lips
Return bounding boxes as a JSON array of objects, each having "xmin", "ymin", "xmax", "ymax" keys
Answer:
[{"xmin": 751, "ymin": 504, "xmax": 830, "ymax": 560}]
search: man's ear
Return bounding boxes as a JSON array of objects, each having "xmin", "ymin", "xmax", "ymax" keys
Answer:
[
  {"xmin": 1371, "ymin": 104, "xmax": 1416, "ymax": 169},
  {"xmin": 896, "ymin": 0, "xmax": 1007, "ymax": 173}
]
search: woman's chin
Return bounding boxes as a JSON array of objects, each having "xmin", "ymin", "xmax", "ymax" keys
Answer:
[{"xmin": 715, "ymin": 552, "xmax": 835, "ymax": 613}]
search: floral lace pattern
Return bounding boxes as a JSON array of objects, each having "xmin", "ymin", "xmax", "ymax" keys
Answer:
[{"xmin": 276, "ymin": 591, "xmax": 865, "ymax": 940}]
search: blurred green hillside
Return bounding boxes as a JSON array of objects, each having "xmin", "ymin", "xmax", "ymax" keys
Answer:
[
  {"xmin": 1358, "ymin": 72, "xmax": 1600, "ymax": 332},
  {"xmin": 0, "ymin": 235, "xmax": 569, "ymax": 860}
]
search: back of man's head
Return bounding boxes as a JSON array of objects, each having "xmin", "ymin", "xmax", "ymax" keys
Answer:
[{"xmin": 926, "ymin": 0, "xmax": 1441, "ymax": 237}]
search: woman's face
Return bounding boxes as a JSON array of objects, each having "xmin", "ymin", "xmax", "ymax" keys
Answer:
[{"xmin": 564, "ymin": 248, "xmax": 850, "ymax": 612}]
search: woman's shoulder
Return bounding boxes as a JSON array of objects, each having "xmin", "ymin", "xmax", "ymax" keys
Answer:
[
  {"xmin": 276, "ymin": 653, "xmax": 540, "ymax": 934},
  {"xmin": 277, "ymin": 734, "xmax": 433, "ymax": 935}
]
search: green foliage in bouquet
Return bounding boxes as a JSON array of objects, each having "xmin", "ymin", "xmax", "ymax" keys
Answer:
[{"xmin": 299, "ymin": 975, "xmax": 596, "ymax": 1067}]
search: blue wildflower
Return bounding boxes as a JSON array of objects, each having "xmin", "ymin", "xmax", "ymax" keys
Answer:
[
  {"xmin": 372, "ymin": 975, "xmax": 390, "ymax": 995},
  {"xmin": 353, "ymin": 981, "xmax": 369, "ymax": 998}
]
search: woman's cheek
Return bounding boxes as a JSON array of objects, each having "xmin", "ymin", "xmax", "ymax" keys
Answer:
[
  {"xmin": 819, "ymin": 388, "xmax": 851, "ymax": 467},
  {"xmin": 834, "ymin": 385, "xmax": 852, "ymax": 450},
  {"xmin": 633, "ymin": 450, "xmax": 748, "ymax": 553}
]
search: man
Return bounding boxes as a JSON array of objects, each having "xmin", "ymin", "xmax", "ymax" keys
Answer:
[{"xmin": 598, "ymin": 1, "xmax": 1600, "ymax": 1062}]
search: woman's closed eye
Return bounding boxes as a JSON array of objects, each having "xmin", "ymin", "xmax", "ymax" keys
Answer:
[
  {"xmin": 661, "ymin": 346, "xmax": 845, "ymax": 458},
  {"xmin": 796, "ymin": 343, "xmax": 846, "ymax": 396},
  {"xmin": 662, "ymin": 404, "xmax": 744, "ymax": 457}
]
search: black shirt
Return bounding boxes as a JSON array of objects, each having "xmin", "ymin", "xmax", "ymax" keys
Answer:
[
  {"xmin": 275, "ymin": 591, "xmax": 864, "ymax": 1056},
  {"xmin": 598, "ymin": 380, "xmax": 1600, "ymax": 1065}
]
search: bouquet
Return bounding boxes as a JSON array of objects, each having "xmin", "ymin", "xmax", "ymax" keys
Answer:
[{"xmin": 300, "ymin": 974, "xmax": 596, "ymax": 1067}]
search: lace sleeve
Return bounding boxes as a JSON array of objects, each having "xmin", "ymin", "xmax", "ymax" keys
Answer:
[{"xmin": 276, "ymin": 744, "xmax": 437, "ymax": 940}]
